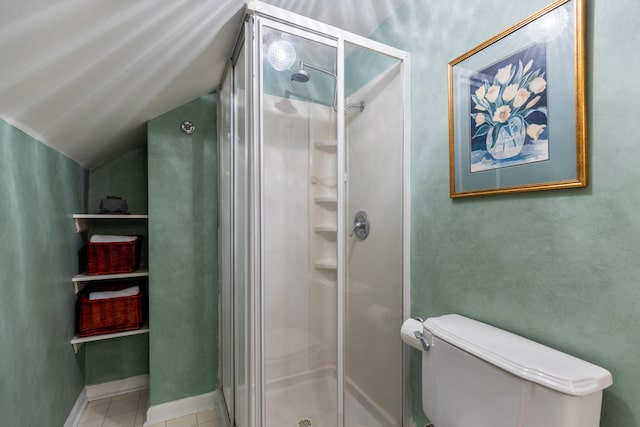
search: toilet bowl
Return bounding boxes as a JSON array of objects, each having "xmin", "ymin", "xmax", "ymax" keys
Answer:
[{"xmin": 401, "ymin": 314, "xmax": 613, "ymax": 427}]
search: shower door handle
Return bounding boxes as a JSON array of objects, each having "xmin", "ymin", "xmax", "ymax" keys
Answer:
[{"xmin": 349, "ymin": 211, "xmax": 370, "ymax": 240}]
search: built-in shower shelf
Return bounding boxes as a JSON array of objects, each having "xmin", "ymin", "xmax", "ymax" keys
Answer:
[
  {"xmin": 314, "ymin": 261, "xmax": 337, "ymax": 270},
  {"xmin": 313, "ymin": 279, "xmax": 336, "ymax": 289},
  {"xmin": 314, "ymin": 140, "xmax": 338, "ymax": 149},
  {"xmin": 314, "ymin": 225, "xmax": 337, "ymax": 233},
  {"xmin": 310, "ymin": 176, "xmax": 337, "ymax": 185},
  {"xmin": 314, "ymin": 196, "xmax": 337, "ymax": 204}
]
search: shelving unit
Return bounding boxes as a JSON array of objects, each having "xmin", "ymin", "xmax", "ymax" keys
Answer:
[{"xmin": 70, "ymin": 214, "xmax": 149, "ymax": 353}]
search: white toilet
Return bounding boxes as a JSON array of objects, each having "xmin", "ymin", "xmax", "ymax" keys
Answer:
[{"xmin": 401, "ymin": 314, "xmax": 613, "ymax": 427}]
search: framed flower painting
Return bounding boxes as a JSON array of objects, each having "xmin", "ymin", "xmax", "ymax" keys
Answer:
[{"xmin": 448, "ymin": 0, "xmax": 586, "ymax": 198}]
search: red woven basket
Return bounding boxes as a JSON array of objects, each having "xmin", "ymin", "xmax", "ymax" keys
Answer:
[
  {"xmin": 77, "ymin": 284, "xmax": 143, "ymax": 337},
  {"xmin": 86, "ymin": 236, "xmax": 142, "ymax": 275}
]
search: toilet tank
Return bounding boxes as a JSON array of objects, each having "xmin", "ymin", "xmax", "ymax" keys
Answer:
[{"xmin": 420, "ymin": 315, "xmax": 612, "ymax": 427}]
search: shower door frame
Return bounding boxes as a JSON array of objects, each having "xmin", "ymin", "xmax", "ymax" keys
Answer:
[
  {"xmin": 228, "ymin": 3, "xmax": 412, "ymax": 427},
  {"xmin": 252, "ymin": 16, "xmax": 342, "ymax": 427}
]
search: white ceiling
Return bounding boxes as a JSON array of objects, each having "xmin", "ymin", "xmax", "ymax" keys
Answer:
[{"xmin": 0, "ymin": 0, "xmax": 405, "ymax": 168}]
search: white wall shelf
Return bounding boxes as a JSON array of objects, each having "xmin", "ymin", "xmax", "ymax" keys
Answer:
[
  {"xmin": 72, "ymin": 213, "xmax": 149, "ymax": 233},
  {"xmin": 70, "ymin": 322, "xmax": 149, "ymax": 353},
  {"xmin": 72, "ymin": 268, "xmax": 149, "ymax": 294}
]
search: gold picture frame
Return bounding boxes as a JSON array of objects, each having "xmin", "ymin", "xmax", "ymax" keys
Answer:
[{"xmin": 448, "ymin": 0, "xmax": 586, "ymax": 198}]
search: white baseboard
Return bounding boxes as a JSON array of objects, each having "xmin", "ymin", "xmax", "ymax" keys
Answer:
[
  {"xmin": 144, "ymin": 390, "xmax": 221, "ymax": 426},
  {"xmin": 64, "ymin": 377, "xmax": 226, "ymax": 427},
  {"xmin": 63, "ymin": 388, "xmax": 88, "ymax": 427},
  {"xmin": 85, "ymin": 374, "xmax": 149, "ymax": 401}
]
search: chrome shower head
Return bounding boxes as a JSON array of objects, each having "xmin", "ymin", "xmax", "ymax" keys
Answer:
[
  {"xmin": 291, "ymin": 61, "xmax": 310, "ymax": 82},
  {"xmin": 291, "ymin": 69, "xmax": 310, "ymax": 82}
]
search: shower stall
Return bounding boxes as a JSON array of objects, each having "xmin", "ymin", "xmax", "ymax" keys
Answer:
[{"xmin": 218, "ymin": 3, "xmax": 410, "ymax": 426}]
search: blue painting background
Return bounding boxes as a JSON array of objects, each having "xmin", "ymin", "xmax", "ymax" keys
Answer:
[{"xmin": 469, "ymin": 43, "xmax": 548, "ymax": 170}]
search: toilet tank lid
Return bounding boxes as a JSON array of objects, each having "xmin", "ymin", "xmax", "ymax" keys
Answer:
[{"xmin": 423, "ymin": 314, "xmax": 613, "ymax": 396}]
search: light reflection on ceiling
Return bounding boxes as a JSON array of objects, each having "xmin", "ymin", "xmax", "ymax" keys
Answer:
[{"xmin": 0, "ymin": 0, "xmax": 405, "ymax": 168}]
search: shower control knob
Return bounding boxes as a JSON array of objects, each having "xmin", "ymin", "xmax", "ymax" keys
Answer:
[{"xmin": 349, "ymin": 211, "xmax": 370, "ymax": 240}]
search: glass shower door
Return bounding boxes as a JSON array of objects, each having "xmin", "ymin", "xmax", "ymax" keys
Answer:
[
  {"xmin": 260, "ymin": 23, "xmax": 340, "ymax": 427},
  {"xmin": 343, "ymin": 44, "xmax": 407, "ymax": 427}
]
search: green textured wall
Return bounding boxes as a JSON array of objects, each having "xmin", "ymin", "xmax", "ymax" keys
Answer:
[
  {"xmin": 89, "ymin": 146, "xmax": 148, "ymax": 215},
  {"xmin": 371, "ymin": 1, "xmax": 640, "ymax": 426},
  {"xmin": 147, "ymin": 94, "xmax": 218, "ymax": 405},
  {"xmin": 0, "ymin": 119, "xmax": 87, "ymax": 426},
  {"xmin": 84, "ymin": 335, "xmax": 149, "ymax": 385},
  {"xmin": 84, "ymin": 145, "xmax": 149, "ymax": 385}
]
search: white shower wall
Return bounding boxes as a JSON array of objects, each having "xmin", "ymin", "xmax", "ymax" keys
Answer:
[
  {"xmin": 263, "ymin": 94, "xmax": 312, "ymax": 379},
  {"xmin": 263, "ymin": 94, "xmax": 338, "ymax": 380}
]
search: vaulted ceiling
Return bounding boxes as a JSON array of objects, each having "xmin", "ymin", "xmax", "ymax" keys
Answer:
[{"xmin": 0, "ymin": 0, "xmax": 405, "ymax": 168}]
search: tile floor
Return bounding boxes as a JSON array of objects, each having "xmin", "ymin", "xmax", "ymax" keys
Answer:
[{"xmin": 77, "ymin": 389, "xmax": 222, "ymax": 427}]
